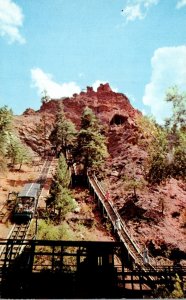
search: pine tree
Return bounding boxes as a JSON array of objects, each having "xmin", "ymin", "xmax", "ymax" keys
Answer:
[
  {"xmin": 75, "ymin": 107, "xmax": 108, "ymax": 174},
  {"xmin": 0, "ymin": 106, "xmax": 13, "ymax": 132},
  {"xmin": 0, "ymin": 106, "xmax": 13, "ymax": 172},
  {"xmin": 7, "ymin": 135, "xmax": 31, "ymax": 169},
  {"xmin": 54, "ymin": 185, "xmax": 75, "ymax": 221},
  {"xmin": 47, "ymin": 153, "xmax": 75, "ymax": 221},
  {"xmin": 49, "ymin": 104, "xmax": 77, "ymax": 157},
  {"xmin": 55, "ymin": 153, "xmax": 71, "ymax": 187},
  {"xmin": 41, "ymin": 89, "xmax": 50, "ymax": 104}
]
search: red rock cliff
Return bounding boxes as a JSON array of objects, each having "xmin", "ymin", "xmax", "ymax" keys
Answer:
[{"xmin": 39, "ymin": 83, "xmax": 140, "ymax": 128}]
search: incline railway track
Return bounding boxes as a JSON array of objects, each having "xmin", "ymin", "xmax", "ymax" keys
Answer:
[
  {"xmin": 0, "ymin": 158, "xmax": 54, "ymax": 267},
  {"xmin": 7, "ymin": 222, "xmax": 32, "ymax": 240},
  {"xmin": 88, "ymin": 173, "xmax": 155, "ymax": 272},
  {"xmin": 0, "ymin": 222, "xmax": 32, "ymax": 287},
  {"xmin": 0, "ymin": 158, "xmax": 53, "ymax": 224},
  {"xmin": 37, "ymin": 158, "xmax": 53, "ymax": 188}
]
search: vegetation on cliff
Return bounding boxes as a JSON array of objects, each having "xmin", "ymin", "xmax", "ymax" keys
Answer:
[
  {"xmin": 74, "ymin": 107, "xmax": 108, "ymax": 174},
  {"xmin": 49, "ymin": 104, "xmax": 77, "ymax": 157},
  {"xmin": 46, "ymin": 153, "xmax": 76, "ymax": 221},
  {"xmin": 137, "ymin": 86, "xmax": 186, "ymax": 184},
  {"xmin": 0, "ymin": 106, "xmax": 31, "ymax": 171}
]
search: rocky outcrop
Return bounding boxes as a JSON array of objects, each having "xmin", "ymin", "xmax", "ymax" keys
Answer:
[
  {"xmin": 38, "ymin": 83, "xmax": 140, "ymax": 128},
  {"xmin": 23, "ymin": 108, "xmax": 36, "ymax": 115},
  {"xmin": 14, "ymin": 83, "xmax": 140, "ymax": 155}
]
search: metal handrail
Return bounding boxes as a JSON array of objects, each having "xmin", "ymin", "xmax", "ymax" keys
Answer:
[{"xmin": 88, "ymin": 173, "xmax": 156, "ymax": 272}]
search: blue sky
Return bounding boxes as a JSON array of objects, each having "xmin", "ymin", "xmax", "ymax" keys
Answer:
[{"xmin": 0, "ymin": 0, "xmax": 186, "ymax": 123}]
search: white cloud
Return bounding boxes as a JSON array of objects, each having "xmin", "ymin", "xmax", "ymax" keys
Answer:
[
  {"xmin": 176, "ymin": 0, "xmax": 186, "ymax": 9},
  {"xmin": 92, "ymin": 80, "xmax": 118, "ymax": 92},
  {"xmin": 121, "ymin": 0, "xmax": 159, "ymax": 22},
  {"xmin": 142, "ymin": 45, "xmax": 186, "ymax": 123},
  {"xmin": 31, "ymin": 69, "xmax": 120, "ymax": 99},
  {"xmin": 92, "ymin": 80, "xmax": 107, "ymax": 91},
  {"xmin": 0, "ymin": 0, "xmax": 25, "ymax": 43},
  {"xmin": 142, "ymin": 109, "xmax": 147, "ymax": 115},
  {"xmin": 31, "ymin": 68, "xmax": 81, "ymax": 98},
  {"xmin": 121, "ymin": 4, "xmax": 143, "ymax": 21}
]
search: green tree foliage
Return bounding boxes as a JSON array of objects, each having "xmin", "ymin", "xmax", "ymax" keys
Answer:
[
  {"xmin": 7, "ymin": 135, "xmax": 31, "ymax": 169},
  {"xmin": 165, "ymin": 87, "xmax": 186, "ymax": 180},
  {"xmin": 136, "ymin": 115, "xmax": 160, "ymax": 152},
  {"xmin": 0, "ymin": 132, "xmax": 9, "ymax": 172},
  {"xmin": 75, "ymin": 107, "xmax": 108, "ymax": 173},
  {"xmin": 136, "ymin": 87, "xmax": 186, "ymax": 183},
  {"xmin": 163, "ymin": 87, "xmax": 186, "ymax": 180},
  {"xmin": 170, "ymin": 131, "xmax": 186, "ymax": 179},
  {"xmin": 47, "ymin": 153, "xmax": 76, "ymax": 221},
  {"xmin": 0, "ymin": 106, "xmax": 13, "ymax": 171},
  {"xmin": 37, "ymin": 219, "xmax": 60, "ymax": 240},
  {"xmin": 170, "ymin": 274, "xmax": 184, "ymax": 298},
  {"xmin": 136, "ymin": 115, "xmax": 169, "ymax": 183},
  {"xmin": 147, "ymin": 126, "xmax": 169, "ymax": 184},
  {"xmin": 55, "ymin": 153, "xmax": 71, "ymax": 187},
  {"xmin": 36, "ymin": 219, "xmax": 76, "ymax": 240},
  {"xmin": 122, "ymin": 175, "xmax": 147, "ymax": 199},
  {"xmin": 0, "ymin": 106, "xmax": 13, "ymax": 155},
  {"xmin": 0, "ymin": 105, "xmax": 32, "ymax": 172},
  {"xmin": 0, "ymin": 132, "xmax": 8, "ymax": 156},
  {"xmin": 0, "ymin": 105, "xmax": 13, "ymax": 132},
  {"xmin": 165, "ymin": 86, "xmax": 186, "ymax": 131},
  {"xmin": 49, "ymin": 104, "xmax": 77, "ymax": 157},
  {"xmin": 54, "ymin": 185, "xmax": 76, "ymax": 221},
  {"xmin": 41, "ymin": 89, "xmax": 50, "ymax": 104},
  {"xmin": 153, "ymin": 274, "xmax": 184, "ymax": 298}
]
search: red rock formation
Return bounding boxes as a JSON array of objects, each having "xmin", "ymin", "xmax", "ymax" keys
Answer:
[
  {"xmin": 13, "ymin": 83, "xmax": 186, "ymax": 265},
  {"xmin": 37, "ymin": 83, "xmax": 140, "ymax": 128},
  {"xmin": 23, "ymin": 108, "xmax": 36, "ymax": 115},
  {"xmin": 14, "ymin": 83, "xmax": 140, "ymax": 155}
]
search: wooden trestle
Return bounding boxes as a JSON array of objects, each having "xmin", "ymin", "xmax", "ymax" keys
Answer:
[{"xmin": 0, "ymin": 239, "xmax": 185, "ymax": 299}]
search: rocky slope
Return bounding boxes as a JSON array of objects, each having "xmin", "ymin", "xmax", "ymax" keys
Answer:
[
  {"xmin": 14, "ymin": 83, "xmax": 140, "ymax": 155},
  {"xmin": 13, "ymin": 83, "xmax": 186, "ymax": 265}
]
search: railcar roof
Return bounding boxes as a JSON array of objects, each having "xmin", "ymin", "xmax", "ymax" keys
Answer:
[{"xmin": 18, "ymin": 183, "xmax": 40, "ymax": 198}]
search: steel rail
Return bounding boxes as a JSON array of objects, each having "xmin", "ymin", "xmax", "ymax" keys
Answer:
[
  {"xmin": 0, "ymin": 220, "xmax": 32, "ymax": 270},
  {"xmin": 0, "ymin": 158, "xmax": 53, "ymax": 267}
]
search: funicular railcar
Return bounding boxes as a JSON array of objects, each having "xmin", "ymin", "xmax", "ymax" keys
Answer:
[{"xmin": 13, "ymin": 183, "xmax": 41, "ymax": 222}]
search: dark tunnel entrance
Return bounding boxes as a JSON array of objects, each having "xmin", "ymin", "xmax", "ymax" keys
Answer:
[{"xmin": 110, "ymin": 114, "xmax": 128, "ymax": 126}]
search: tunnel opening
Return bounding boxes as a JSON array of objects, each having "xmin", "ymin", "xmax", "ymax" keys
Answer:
[{"xmin": 110, "ymin": 114, "xmax": 128, "ymax": 126}]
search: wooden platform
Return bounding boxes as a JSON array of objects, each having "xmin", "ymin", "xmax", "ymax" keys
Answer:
[{"xmin": 0, "ymin": 239, "xmax": 185, "ymax": 298}]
